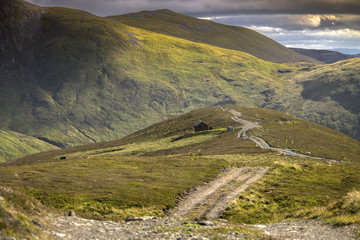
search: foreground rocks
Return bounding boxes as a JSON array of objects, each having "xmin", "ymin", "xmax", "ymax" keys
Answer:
[
  {"xmin": 258, "ymin": 220, "xmax": 360, "ymax": 240},
  {"xmin": 45, "ymin": 215, "xmax": 360, "ymax": 240},
  {"xmin": 46, "ymin": 216, "xmax": 249, "ymax": 240}
]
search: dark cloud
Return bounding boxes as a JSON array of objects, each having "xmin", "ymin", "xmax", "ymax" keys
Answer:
[
  {"xmin": 192, "ymin": 0, "xmax": 360, "ymax": 15},
  {"xmin": 27, "ymin": 0, "xmax": 360, "ymax": 17}
]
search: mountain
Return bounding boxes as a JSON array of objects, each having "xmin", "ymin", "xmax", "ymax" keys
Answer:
[
  {"xmin": 110, "ymin": 9, "xmax": 318, "ymax": 63},
  {"xmin": 0, "ymin": 0, "xmax": 359, "ymax": 163},
  {"xmin": 271, "ymin": 58, "xmax": 360, "ymax": 140},
  {"xmin": 290, "ymin": 48, "xmax": 357, "ymax": 64},
  {"xmin": 1, "ymin": 106, "xmax": 360, "ymax": 238},
  {"xmin": 0, "ymin": 0, "xmax": 313, "ymax": 150}
]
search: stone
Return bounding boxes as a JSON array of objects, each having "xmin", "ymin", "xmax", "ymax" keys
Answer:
[
  {"xmin": 197, "ymin": 220, "xmax": 214, "ymax": 226},
  {"xmin": 227, "ymin": 126, "xmax": 234, "ymax": 132},
  {"xmin": 68, "ymin": 211, "xmax": 76, "ymax": 217},
  {"xmin": 125, "ymin": 216, "xmax": 156, "ymax": 222}
]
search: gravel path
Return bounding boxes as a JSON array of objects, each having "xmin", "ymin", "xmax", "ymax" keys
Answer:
[{"xmin": 221, "ymin": 107, "xmax": 339, "ymax": 163}]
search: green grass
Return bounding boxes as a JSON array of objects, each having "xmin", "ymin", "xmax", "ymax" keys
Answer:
[
  {"xmin": 0, "ymin": 155, "xmax": 228, "ymax": 220},
  {"xmin": 0, "ymin": 186, "xmax": 51, "ymax": 239},
  {"xmin": 222, "ymin": 159, "xmax": 360, "ymax": 225},
  {"xmin": 0, "ymin": 129, "xmax": 59, "ymax": 163}
]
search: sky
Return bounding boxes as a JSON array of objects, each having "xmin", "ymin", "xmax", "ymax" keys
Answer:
[{"xmin": 27, "ymin": 0, "xmax": 360, "ymax": 54}]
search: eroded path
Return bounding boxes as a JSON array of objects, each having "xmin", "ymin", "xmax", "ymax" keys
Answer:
[{"xmin": 170, "ymin": 167, "xmax": 269, "ymax": 220}]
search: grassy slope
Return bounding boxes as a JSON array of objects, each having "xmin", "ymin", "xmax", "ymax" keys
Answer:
[
  {"xmin": 109, "ymin": 9, "xmax": 318, "ymax": 63},
  {"xmin": 0, "ymin": 186, "xmax": 51, "ymax": 239},
  {"xmin": 1, "ymin": 106, "xmax": 360, "ymax": 229},
  {"xmin": 271, "ymin": 58, "xmax": 360, "ymax": 140},
  {"xmin": 8, "ymin": 106, "xmax": 360, "ymax": 166},
  {"xmin": 0, "ymin": 129, "xmax": 59, "ymax": 163}
]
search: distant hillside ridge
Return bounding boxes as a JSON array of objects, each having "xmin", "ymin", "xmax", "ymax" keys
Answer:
[
  {"xmin": 109, "ymin": 9, "xmax": 318, "ymax": 63},
  {"xmin": 290, "ymin": 48, "xmax": 358, "ymax": 64},
  {"xmin": 272, "ymin": 58, "xmax": 360, "ymax": 140}
]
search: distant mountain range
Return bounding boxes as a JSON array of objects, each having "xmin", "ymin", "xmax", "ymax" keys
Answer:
[
  {"xmin": 0, "ymin": 0, "xmax": 359, "ymax": 161},
  {"xmin": 290, "ymin": 48, "xmax": 360, "ymax": 64}
]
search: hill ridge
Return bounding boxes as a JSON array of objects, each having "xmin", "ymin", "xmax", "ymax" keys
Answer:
[{"xmin": 109, "ymin": 10, "xmax": 318, "ymax": 63}]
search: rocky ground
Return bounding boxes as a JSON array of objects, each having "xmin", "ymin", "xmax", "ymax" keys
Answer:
[
  {"xmin": 44, "ymin": 215, "xmax": 360, "ymax": 240},
  {"xmin": 255, "ymin": 219, "xmax": 360, "ymax": 240},
  {"xmin": 46, "ymin": 215, "xmax": 250, "ymax": 240}
]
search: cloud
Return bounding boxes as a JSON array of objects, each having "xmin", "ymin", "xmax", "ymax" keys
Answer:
[
  {"xmin": 248, "ymin": 25, "xmax": 360, "ymax": 52},
  {"xmin": 204, "ymin": 14, "xmax": 360, "ymax": 31}
]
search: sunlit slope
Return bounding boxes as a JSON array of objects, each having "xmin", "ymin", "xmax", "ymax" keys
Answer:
[
  {"xmin": 109, "ymin": 9, "xmax": 318, "ymax": 63},
  {"xmin": 0, "ymin": 129, "xmax": 59, "ymax": 163}
]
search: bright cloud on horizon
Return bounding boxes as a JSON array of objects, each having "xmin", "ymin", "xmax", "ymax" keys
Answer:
[
  {"xmin": 205, "ymin": 14, "xmax": 360, "ymax": 53},
  {"xmin": 248, "ymin": 25, "xmax": 360, "ymax": 51}
]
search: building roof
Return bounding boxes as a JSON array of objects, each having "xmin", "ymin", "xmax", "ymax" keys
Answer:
[{"xmin": 194, "ymin": 120, "xmax": 206, "ymax": 127}]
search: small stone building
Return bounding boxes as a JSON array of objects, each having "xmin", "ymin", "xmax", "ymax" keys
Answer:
[{"xmin": 194, "ymin": 120, "xmax": 213, "ymax": 132}]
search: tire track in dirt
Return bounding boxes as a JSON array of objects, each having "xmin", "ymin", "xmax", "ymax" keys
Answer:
[{"xmin": 169, "ymin": 167, "xmax": 269, "ymax": 220}]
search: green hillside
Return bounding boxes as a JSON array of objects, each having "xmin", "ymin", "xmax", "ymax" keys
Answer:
[
  {"xmin": 0, "ymin": 129, "xmax": 59, "ymax": 163},
  {"xmin": 110, "ymin": 9, "xmax": 318, "ymax": 63},
  {"xmin": 271, "ymin": 58, "xmax": 360, "ymax": 140},
  {"xmin": 1, "ymin": 106, "xmax": 360, "ymax": 238}
]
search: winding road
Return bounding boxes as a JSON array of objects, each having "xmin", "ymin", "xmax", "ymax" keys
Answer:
[{"xmin": 222, "ymin": 107, "xmax": 338, "ymax": 163}]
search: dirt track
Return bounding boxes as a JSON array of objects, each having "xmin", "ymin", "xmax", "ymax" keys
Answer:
[{"xmin": 170, "ymin": 167, "xmax": 269, "ymax": 220}]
